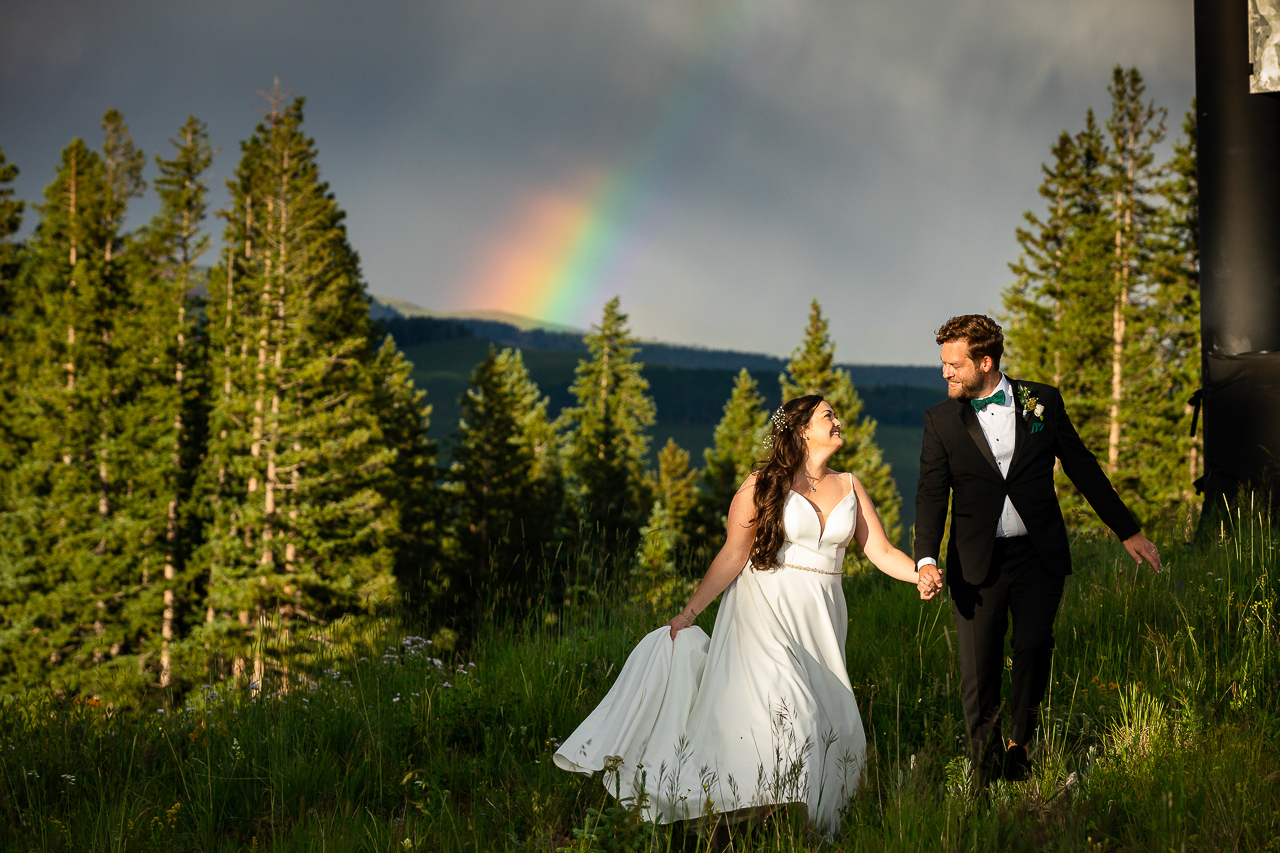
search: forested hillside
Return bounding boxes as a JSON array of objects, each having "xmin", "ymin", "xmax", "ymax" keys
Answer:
[
  {"xmin": 373, "ymin": 303, "xmax": 944, "ymax": 383},
  {"xmin": 0, "ymin": 97, "xmax": 917, "ymax": 700},
  {"xmin": 377, "ymin": 312, "xmax": 943, "ymax": 532}
]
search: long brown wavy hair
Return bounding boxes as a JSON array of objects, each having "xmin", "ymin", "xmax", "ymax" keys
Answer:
[{"xmin": 748, "ymin": 394, "xmax": 825, "ymax": 569}]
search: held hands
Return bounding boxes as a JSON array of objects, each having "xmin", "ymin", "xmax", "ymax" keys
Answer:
[
  {"xmin": 916, "ymin": 564, "xmax": 943, "ymax": 600},
  {"xmin": 1122, "ymin": 533, "xmax": 1163, "ymax": 572}
]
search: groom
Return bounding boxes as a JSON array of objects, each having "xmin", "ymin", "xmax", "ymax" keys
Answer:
[{"xmin": 913, "ymin": 314, "xmax": 1161, "ymax": 784}]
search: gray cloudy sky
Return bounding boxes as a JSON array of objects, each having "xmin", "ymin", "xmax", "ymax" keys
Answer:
[{"xmin": 2, "ymin": 0, "xmax": 1194, "ymax": 364}]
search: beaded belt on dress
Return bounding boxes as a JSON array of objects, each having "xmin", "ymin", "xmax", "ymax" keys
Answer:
[{"xmin": 781, "ymin": 562, "xmax": 843, "ymax": 576}]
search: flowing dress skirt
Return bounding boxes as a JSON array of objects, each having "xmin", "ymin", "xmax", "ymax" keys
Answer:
[{"xmin": 554, "ymin": 561, "xmax": 865, "ymax": 836}]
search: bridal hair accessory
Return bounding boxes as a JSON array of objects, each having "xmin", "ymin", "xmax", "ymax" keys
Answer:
[{"xmin": 763, "ymin": 406, "xmax": 790, "ymax": 449}]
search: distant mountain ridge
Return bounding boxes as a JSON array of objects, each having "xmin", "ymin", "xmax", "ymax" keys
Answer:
[
  {"xmin": 369, "ymin": 297, "xmax": 584, "ymax": 333},
  {"xmin": 370, "ymin": 295, "xmax": 943, "ymax": 390},
  {"xmin": 372, "ymin": 295, "xmax": 944, "ymax": 539}
]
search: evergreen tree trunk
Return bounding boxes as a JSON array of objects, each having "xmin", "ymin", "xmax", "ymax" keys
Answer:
[
  {"xmin": 1109, "ymin": 201, "xmax": 1128, "ymax": 474},
  {"xmin": 132, "ymin": 115, "xmax": 213, "ymax": 689},
  {"xmin": 1105, "ymin": 67, "xmax": 1165, "ymax": 492}
]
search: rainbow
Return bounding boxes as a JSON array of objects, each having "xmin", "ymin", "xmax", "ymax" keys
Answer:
[{"xmin": 461, "ymin": 2, "xmax": 759, "ymax": 327}]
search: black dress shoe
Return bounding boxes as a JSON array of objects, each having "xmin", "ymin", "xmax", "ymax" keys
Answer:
[{"xmin": 1002, "ymin": 744, "xmax": 1031, "ymax": 781}]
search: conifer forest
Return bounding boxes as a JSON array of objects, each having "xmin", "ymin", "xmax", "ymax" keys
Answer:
[
  {"xmin": 0, "ymin": 93, "xmax": 915, "ymax": 703},
  {"xmin": 1, "ymin": 69, "xmax": 1276, "ymax": 852}
]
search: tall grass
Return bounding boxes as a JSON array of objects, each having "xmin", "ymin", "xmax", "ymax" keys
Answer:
[{"xmin": 2, "ymin": 507, "xmax": 1278, "ymax": 851}]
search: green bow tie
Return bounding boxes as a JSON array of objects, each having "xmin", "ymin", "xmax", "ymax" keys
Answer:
[{"xmin": 970, "ymin": 390, "xmax": 1006, "ymax": 412}]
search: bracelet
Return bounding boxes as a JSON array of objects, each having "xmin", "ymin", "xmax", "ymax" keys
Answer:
[{"xmin": 680, "ymin": 609, "xmax": 695, "ymax": 625}]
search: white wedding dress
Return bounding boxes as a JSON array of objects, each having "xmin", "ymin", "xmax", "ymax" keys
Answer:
[{"xmin": 554, "ymin": 474, "xmax": 866, "ymax": 836}]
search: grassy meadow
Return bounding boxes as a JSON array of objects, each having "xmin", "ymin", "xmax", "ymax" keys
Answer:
[{"xmin": 2, "ymin": 506, "xmax": 1278, "ymax": 852}]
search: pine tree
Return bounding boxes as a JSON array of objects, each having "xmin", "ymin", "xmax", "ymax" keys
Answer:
[
  {"xmin": 1003, "ymin": 109, "xmax": 1123, "ymax": 529},
  {"xmin": 1004, "ymin": 129, "xmax": 1084, "ymax": 387},
  {"xmin": 0, "ymin": 147, "xmax": 26, "ymax": 474},
  {"xmin": 1005, "ymin": 111, "xmax": 1116, "ymax": 395},
  {"xmin": 0, "ymin": 147, "xmax": 22, "ymax": 297},
  {"xmin": 690, "ymin": 369, "xmax": 767, "ymax": 559},
  {"xmin": 651, "ymin": 438, "xmax": 697, "ymax": 535},
  {"xmin": 0, "ymin": 136, "xmax": 144, "ymax": 695},
  {"xmin": 1165, "ymin": 105, "xmax": 1201, "ymax": 498},
  {"xmin": 1103, "ymin": 67, "xmax": 1166, "ymax": 486},
  {"xmin": 781, "ymin": 300, "xmax": 901, "ymax": 559},
  {"xmin": 1136, "ymin": 104, "xmax": 1200, "ymax": 519},
  {"xmin": 197, "ymin": 91, "xmax": 428, "ymax": 686},
  {"xmin": 633, "ymin": 504, "xmax": 694, "ymax": 612},
  {"xmin": 448, "ymin": 346, "xmax": 560, "ymax": 624},
  {"xmin": 1054, "ymin": 110, "xmax": 1117, "ymax": 463},
  {"xmin": 558, "ymin": 296, "xmax": 656, "ymax": 557},
  {"xmin": 100, "ymin": 109, "xmax": 146, "ymax": 264},
  {"xmin": 633, "ymin": 440, "xmax": 697, "ymax": 610},
  {"xmin": 366, "ymin": 336, "xmax": 441, "ymax": 621},
  {"xmin": 124, "ymin": 116, "xmax": 215, "ymax": 687}
]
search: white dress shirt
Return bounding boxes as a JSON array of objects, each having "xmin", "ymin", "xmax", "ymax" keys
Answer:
[{"xmin": 918, "ymin": 373, "xmax": 1028, "ymax": 571}]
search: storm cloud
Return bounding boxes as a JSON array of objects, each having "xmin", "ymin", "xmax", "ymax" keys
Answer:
[{"xmin": 1, "ymin": 0, "xmax": 1194, "ymax": 363}]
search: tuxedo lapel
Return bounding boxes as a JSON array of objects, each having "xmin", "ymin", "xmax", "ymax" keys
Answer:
[
  {"xmin": 1008, "ymin": 378, "xmax": 1030, "ymax": 476},
  {"xmin": 957, "ymin": 400, "xmax": 1001, "ymax": 476}
]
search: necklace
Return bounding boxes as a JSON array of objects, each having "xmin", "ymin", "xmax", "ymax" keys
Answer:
[{"xmin": 800, "ymin": 471, "xmax": 825, "ymax": 492}]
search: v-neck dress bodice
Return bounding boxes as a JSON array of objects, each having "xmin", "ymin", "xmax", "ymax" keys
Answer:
[
  {"xmin": 777, "ymin": 483, "xmax": 858, "ymax": 574},
  {"xmin": 554, "ymin": 473, "xmax": 866, "ymax": 837}
]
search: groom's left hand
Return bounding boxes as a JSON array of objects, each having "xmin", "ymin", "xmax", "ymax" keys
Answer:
[{"xmin": 1122, "ymin": 533, "xmax": 1162, "ymax": 573}]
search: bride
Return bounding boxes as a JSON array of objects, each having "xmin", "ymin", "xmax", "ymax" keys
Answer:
[{"xmin": 554, "ymin": 394, "xmax": 936, "ymax": 836}]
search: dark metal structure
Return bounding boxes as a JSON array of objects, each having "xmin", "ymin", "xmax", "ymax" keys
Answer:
[{"xmin": 1194, "ymin": 0, "xmax": 1280, "ymax": 508}]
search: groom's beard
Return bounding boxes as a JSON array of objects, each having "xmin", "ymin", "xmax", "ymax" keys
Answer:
[{"xmin": 948, "ymin": 372, "xmax": 986, "ymax": 400}]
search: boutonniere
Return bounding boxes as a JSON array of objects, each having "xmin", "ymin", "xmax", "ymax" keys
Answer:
[{"xmin": 1016, "ymin": 384, "xmax": 1045, "ymax": 434}]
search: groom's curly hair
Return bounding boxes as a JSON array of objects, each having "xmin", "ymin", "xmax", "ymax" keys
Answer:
[
  {"xmin": 935, "ymin": 314, "xmax": 1004, "ymax": 369},
  {"xmin": 748, "ymin": 394, "xmax": 826, "ymax": 570}
]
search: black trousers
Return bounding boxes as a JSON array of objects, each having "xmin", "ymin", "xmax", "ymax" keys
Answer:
[{"xmin": 949, "ymin": 536, "xmax": 1064, "ymax": 771}]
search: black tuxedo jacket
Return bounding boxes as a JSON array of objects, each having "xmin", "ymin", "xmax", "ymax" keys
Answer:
[{"xmin": 913, "ymin": 378, "xmax": 1140, "ymax": 585}]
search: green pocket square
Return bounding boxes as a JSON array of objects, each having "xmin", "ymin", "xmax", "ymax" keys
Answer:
[{"xmin": 1030, "ymin": 422, "xmax": 1043, "ymax": 434}]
